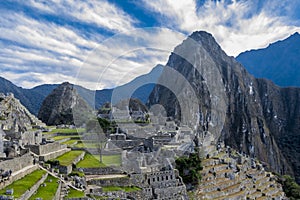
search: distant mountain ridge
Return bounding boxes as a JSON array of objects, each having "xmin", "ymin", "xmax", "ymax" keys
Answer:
[
  {"xmin": 0, "ymin": 64, "xmax": 163, "ymax": 116},
  {"xmin": 236, "ymin": 32, "xmax": 300, "ymax": 87},
  {"xmin": 0, "ymin": 77, "xmax": 57, "ymax": 116}
]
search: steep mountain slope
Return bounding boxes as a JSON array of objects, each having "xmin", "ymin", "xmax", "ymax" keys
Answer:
[
  {"xmin": 38, "ymin": 82, "xmax": 93, "ymax": 126},
  {"xmin": 149, "ymin": 31, "xmax": 300, "ymax": 183},
  {"xmin": 236, "ymin": 32, "xmax": 300, "ymax": 87},
  {"xmin": 0, "ymin": 93, "xmax": 45, "ymax": 133},
  {"xmin": 0, "ymin": 77, "xmax": 57, "ymax": 115}
]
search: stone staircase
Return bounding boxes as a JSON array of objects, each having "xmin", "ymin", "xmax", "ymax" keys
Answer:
[{"xmin": 196, "ymin": 147, "xmax": 286, "ymax": 200}]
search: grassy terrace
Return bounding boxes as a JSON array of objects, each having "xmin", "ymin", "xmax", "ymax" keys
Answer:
[
  {"xmin": 51, "ymin": 135, "xmax": 80, "ymax": 141},
  {"xmin": 77, "ymin": 153, "xmax": 121, "ymax": 168},
  {"xmin": 0, "ymin": 170, "xmax": 46, "ymax": 198},
  {"xmin": 65, "ymin": 188, "xmax": 85, "ymax": 199},
  {"xmin": 29, "ymin": 175, "xmax": 59, "ymax": 200},
  {"xmin": 55, "ymin": 150, "xmax": 84, "ymax": 166},
  {"xmin": 43, "ymin": 128, "xmax": 85, "ymax": 135},
  {"xmin": 102, "ymin": 186, "xmax": 141, "ymax": 192},
  {"xmin": 73, "ymin": 141, "xmax": 107, "ymax": 149},
  {"xmin": 62, "ymin": 139, "xmax": 79, "ymax": 146}
]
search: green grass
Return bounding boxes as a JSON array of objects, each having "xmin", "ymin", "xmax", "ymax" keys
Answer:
[
  {"xmin": 77, "ymin": 154, "xmax": 121, "ymax": 168},
  {"xmin": 73, "ymin": 141, "xmax": 105, "ymax": 148},
  {"xmin": 62, "ymin": 139, "xmax": 79, "ymax": 145},
  {"xmin": 65, "ymin": 188, "xmax": 85, "ymax": 199},
  {"xmin": 51, "ymin": 135, "xmax": 80, "ymax": 141},
  {"xmin": 102, "ymin": 186, "xmax": 141, "ymax": 192},
  {"xmin": 29, "ymin": 175, "xmax": 59, "ymax": 200},
  {"xmin": 47, "ymin": 128, "xmax": 85, "ymax": 134},
  {"xmin": 76, "ymin": 153, "xmax": 106, "ymax": 168},
  {"xmin": 55, "ymin": 151, "xmax": 84, "ymax": 166},
  {"xmin": 102, "ymin": 154, "xmax": 121, "ymax": 166},
  {"xmin": 0, "ymin": 170, "xmax": 46, "ymax": 198}
]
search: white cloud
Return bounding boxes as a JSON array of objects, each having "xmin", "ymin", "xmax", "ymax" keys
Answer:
[
  {"xmin": 0, "ymin": 11, "xmax": 185, "ymax": 90},
  {"xmin": 76, "ymin": 28, "xmax": 186, "ymax": 89},
  {"xmin": 2, "ymin": 0, "xmax": 300, "ymax": 91},
  {"xmin": 25, "ymin": 0, "xmax": 137, "ymax": 33},
  {"xmin": 141, "ymin": 0, "xmax": 300, "ymax": 56}
]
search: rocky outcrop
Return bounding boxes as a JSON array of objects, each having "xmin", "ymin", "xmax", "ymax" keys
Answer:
[
  {"xmin": 148, "ymin": 31, "xmax": 300, "ymax": 183},
  {"xmin": 0, "ymin": 93, "xmax": 45, "ymax": 133},
  {"xmin": 38, "ymin": 82, "xmax": 93, "ymax": 126}
]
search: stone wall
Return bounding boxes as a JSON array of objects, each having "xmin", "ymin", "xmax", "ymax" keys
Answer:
[
  {"xmin": 26, "ymin": 142, "xmax": 66, "ymax": 155},
  {"xmin": 19, "ymin": 173, "xmax": 48, "ymax": 200},
  {"xmin": 39, "ymin": 148, "xmax": 70, "ymax": 161},
  {"xmin": 87, "ymin": 176, "xmax": 130, "ymax": 187},
  {"xmin": 129, "ymin": 169, "xmax": 188, "ymax": 199},
  {"xmin": 59, "ymin": 151, "xmax": 85, "ymax": 174},
  {"xmin": 82, "ymin": 167, "xmax": 122, "ymax": 175},
  {"xmin": 154, "ymin": 185, "xmax": 187, "ymax": 199},
  {"xmin": 0, "ymin": 153, "xmax": 33, "ymax": 172},
  {"xmin": 20, "ymin": 131, "xmax": 42, "ymax": 146},
  {"xmin": 59, "ymin": 165, "xmax": 72, "ymax": 174},
  {"xmin": 53, "ymin": 180, "xmax": 61, "ymax": 200},
  {"xmin": 0, "ymin": 165, "xmax": 38, "ymax": 190}
]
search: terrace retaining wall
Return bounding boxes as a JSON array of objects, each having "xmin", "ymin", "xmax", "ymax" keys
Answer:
[
  {"xmin": 53, "ymin": 180, "xmax": 62, "ymax": 200},
  {"xmin": 0, "ymin": 153, "xmax": 33, "ymax": 173},
  {"xmin": 19, "ymin": 173, "xmax": 48, "ymax": 200},
  {"xmin": 26, "ymin": 142, "xmax": 66, "ymax": 155},
  {"xmin": 82, "ymin": 167, "xmax": 122, "ymax": 175}
]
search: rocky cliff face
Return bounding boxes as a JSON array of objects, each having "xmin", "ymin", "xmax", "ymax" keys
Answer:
[
  {"xmin": 0, "ymin": 93, "xmax": 45, "ymax": 133},
  {"xmin": 149, "ymin": 31, "xmax": 300, "ymax": 183},
  {"xmin": 38, "ymin": 82, "xmax": 93, "ymax": 126}
]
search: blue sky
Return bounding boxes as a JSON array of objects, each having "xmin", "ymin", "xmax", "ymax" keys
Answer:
[{"xmin": 1, "ymin": 0, "xmax": 300, "ymax": 89}]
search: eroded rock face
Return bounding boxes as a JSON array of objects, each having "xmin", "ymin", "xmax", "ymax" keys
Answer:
[
  {"xmin": 0, "ymin": 93, "xmax": 45, "ymax": 133},
  {"xmin": 149, "ymin": 31, "xmax": 300, "ymax": 182},
  {"xmin": 38, "ymin": 82, "xmax": 93, "ymax": 126}
]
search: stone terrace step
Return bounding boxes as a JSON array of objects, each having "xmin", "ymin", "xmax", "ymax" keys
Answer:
[
  {"xmin": 201, "ymin": 163, "xmax": 228, "ymax": 175},
  {"xmin": 255, "ymin": 176, "xmax": 270, "ymax": 187},
  {"xmin": 256, "ymin": 196, "xmax": 268, "ymax": 200},
  {"xmin": 250, "ymin": 190, "xmax": 263, "ymax": 199},
  {"xmin": 215, "ymin": 189, "xmax": 246, "ymax": 200},
  {"xmin": 222, "ymin": 182, "xmax": 241, "ymax": 194},
  {"xmin": 202, "ymin": 158, "xmax": 220, "ymax": 167}
]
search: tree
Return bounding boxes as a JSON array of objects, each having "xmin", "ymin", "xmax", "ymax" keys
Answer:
[
  {"xmin": 85, "ymin": 118, "xmax": 109, "ymax": 163},
  {"xmin": 278, "ymin": 175, "xmax": 300, "ymax": 199},
  {"xmin": 175, "ymin": 148, "xmax": 203, "ymax": 189}
]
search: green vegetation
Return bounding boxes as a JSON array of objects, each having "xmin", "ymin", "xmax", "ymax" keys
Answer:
[
  {"xmin": 62, "ymin": 139, "xmax": 79, "ymax": 145},
  {"xmin": 175, "ymin": 148, "xmax": 203, "ymax": 188},
  {"xmin": 77, "ymin": 153, "xmax": 105, "ymax": 168},
  {"xmin": 278, "ymin": 175, "xmax": 300, "ymax": 199},
  {"xmin": 74, "ymin": 141, "xmax": 106, "ymax": 149},
  {"xmin": 102, "ymin": 186, "xmax": 141, "ymax": 192},
  {"xmin": 51, "ymin": 135, "xmax": 80, "ymax": 141},
  {"xmin": 48, "ymin": 128, "xmax": 85, "ymax": 134},
  {"xmin": 86, "ymin": 118, "xmax": 116, "ymax": 134},
  {"xmin": 69, "ymin": 170, "xmax": 85, "ymax": 177},
  {"xmin": 65, "ymin": 188, "xmax": 85, "ymax": 199},
  {"xmin": 55, "ymin": 150, "xmax": 84, "ymax": 166},
  {"xmin": 76, "ymin": 153, "xmax": 121, "ymax": 168},
  {"xmin": 102, "ymin": 154, "xmax": 121, "ymax": 166},
  {"xmin": 0, "ymin": 170, "xmax": 46, "ymax": 198},
  {"xmin": 29, "ymin": 175, "xmax": 59, "ymax": 200}
]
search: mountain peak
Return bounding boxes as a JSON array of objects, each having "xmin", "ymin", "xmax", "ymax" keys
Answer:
[{"xmin": 38, "ymin": 82, "xmax": 93, "ymax": 126}]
